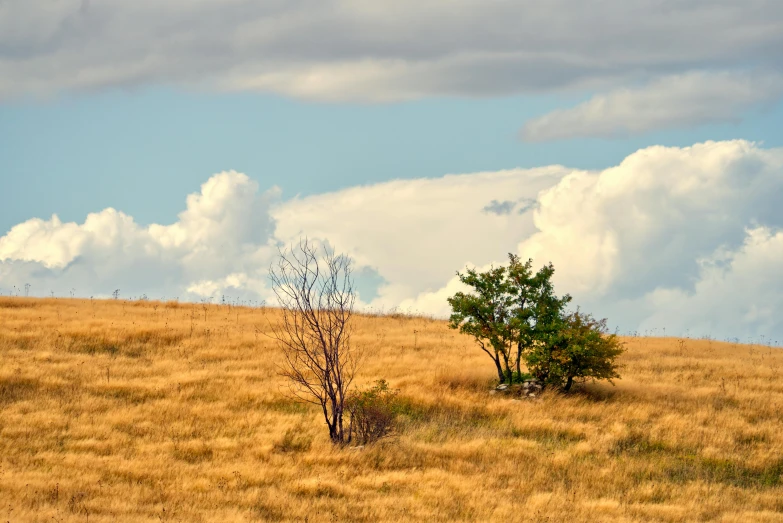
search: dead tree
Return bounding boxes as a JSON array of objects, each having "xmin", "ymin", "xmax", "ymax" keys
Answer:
[{"xmin": 269, "ymin": 239, "xmax": 358, "ymax": 444}]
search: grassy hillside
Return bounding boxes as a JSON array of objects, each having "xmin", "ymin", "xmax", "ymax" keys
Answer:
[{"xmin": 1, "ymin": 297, "xmax": 782, "ymax": 522}]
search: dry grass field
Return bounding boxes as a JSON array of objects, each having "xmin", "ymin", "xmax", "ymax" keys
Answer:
[{"xmin": 1, "ymin": 297, "xmax": 783, "ymax": 522}]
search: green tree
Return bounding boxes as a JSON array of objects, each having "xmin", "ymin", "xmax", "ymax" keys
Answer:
[
  {"xmin": 527, "ymin": 311, "xmax": 625, "ymax": 391},
  {"xmin": 507, "ymin": 255, "xmax": 571, "ymax": 379},
  {"xmin": 447, "ymin": 264, "xmax": 517, "ymax": 384},
  {"xmin": 449, "ymin": 255, "xmax": 624, "ymax": 391},
  {"xmin": 448, "ymin": 255, "xmax": 569, "ymax": 385}
]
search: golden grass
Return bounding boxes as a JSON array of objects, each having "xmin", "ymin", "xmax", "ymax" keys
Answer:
[{"xmin": 1, "ymin": 296, "xmax": 782, "ymax": 522}]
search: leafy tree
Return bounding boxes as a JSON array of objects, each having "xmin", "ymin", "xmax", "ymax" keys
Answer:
[
  {"xmin": 449, "ymin": 255, "xmax": 624, "ymax": 391},
  {"xmin": 507, "ymin": 255, "xmax": 571, "ymax": 379},
  {"xmin": 447, "ymin": 264, "xmax": 517, "ymax": 383},
  {"xmin": 448, "ymin": 255, "xmax": 569, "ymax": 385},
  {"xmin": 527, "ymin": 311, "xmax": 625, "ymax": 391}
]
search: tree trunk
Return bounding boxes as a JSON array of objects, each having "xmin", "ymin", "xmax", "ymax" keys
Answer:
[
  {"xmin": 493, "ymin": 354, "xmax": 504, "ymax": 383},
  {"xmin": 327, "ymin": 402, "xmax": 346, "ymax": 444},
  {"xmin": 270, "ymin": 239, "xmax": 358, "ymax": 446},
  {"xmin": 516, "ymin": 342, "xmax": 523, "ymax": 378},
  {"xmin": 564, "ymin": 375, "xmax": 574, "ymax": 392},
  {"xmin": 336, "ymin": 409, "xmax": 344, "ymax": 443},
  {"xmin": 502, "ymin": 353, "xmax": 513, "ymax": 384}
]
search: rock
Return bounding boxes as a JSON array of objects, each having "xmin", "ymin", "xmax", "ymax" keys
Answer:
[
  {"xmin": 496, "ymin": 384, "xmax": 509, "ymax": 391},
  {"xmin": 517, "ymin": 380, "xmax": 544, "ymax": 398},
  {"xmin": 522, "ymin": 380, "xmax": 543, "ymax": 391}
]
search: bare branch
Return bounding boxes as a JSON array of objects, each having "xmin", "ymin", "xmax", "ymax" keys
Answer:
[{"xmin": 268, "ymin": 238, "xmax": 359, "ymax": 444}]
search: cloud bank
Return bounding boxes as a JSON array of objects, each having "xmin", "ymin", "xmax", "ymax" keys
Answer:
[
  {"xmin": 1, "ymin": 2, "xmax": 781, "ymax": 101},
  {"xmin": 522, "ymin": 71, "xmax": 783, "ymax": 141},
  {"xmin": 0, "ymin": 171, "xmax": 279, "ymax": 302},
  {"xmin": 2, "ymin": 140, "xmax": 782, "ymax": 341},
  {"xmin": 3, "ymin": 2, "xmax": 782, "ymax": 137}
]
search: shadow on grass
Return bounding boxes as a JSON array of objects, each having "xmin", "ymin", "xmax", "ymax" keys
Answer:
[
  {"xmin": 0, "ymin": 375, "xmax": 40, "ymax": 405},
  {"xmin": 615, "ymin": 430, "xmax": 783, "ymax": 489}
]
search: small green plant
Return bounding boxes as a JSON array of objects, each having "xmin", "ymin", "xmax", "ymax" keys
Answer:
[{"xmin": 347, "ymin": 380, "xmax": 399, "ymax": 444}]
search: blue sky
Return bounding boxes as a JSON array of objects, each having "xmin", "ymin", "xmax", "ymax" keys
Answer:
[
  {"xmin": 1, "ymin": 1, "xmax": 783, "ymax": 341},
  {"xmin": 3, "ymin": 89, "xmax": 782, "ymax": 234}
]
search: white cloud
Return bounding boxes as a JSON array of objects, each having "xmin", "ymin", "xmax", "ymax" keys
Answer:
[
  {"xmin": 635, "ymin": 227, "xmax": 783, "ymax": 341},
  {"xmin": 278, "ymin": 139, "xmax": 783, "ymax": 340},
  {"xmin": 2, "ymin": 140, "xmax": 783, "ymax": 340},
  {"xmin": 521, "ymin": 71, "xmax": 783, "ymax": 141},
  {"xmin": 272, "ymin": 167, "xmax": 567, "ymax": 307},
  {"xmin": 1, "ymin": 1, "xmax": 782, "ymax": 102},
  {"xmin": 0, "ymin": 171, "xmax": 279, "ymax": 301},
  {"xmin": 516, "ymin": 140, "xmax": 783, "ymax": 302}
]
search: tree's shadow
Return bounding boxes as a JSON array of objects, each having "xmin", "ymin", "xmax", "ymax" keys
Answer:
[{"xmin": 571, "ymin": 382, "xmax": 621, "ymax": 402}]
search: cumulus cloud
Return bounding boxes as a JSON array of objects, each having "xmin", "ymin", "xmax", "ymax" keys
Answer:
[
  {"xmin": 272, "ymin": 167, "xmax": 567, "ymax": 307},
  {"xmin": 2, "ymin": 140, "xmax": 783, "ymax": 340},
  {"xmin": 1, "ymin": 1, "xmax": 782, "ymax": 102},
  {"xmin": 0, "ymin": 165, "xmax": 568, "ymax": 306},
  {"xmin": 516, "ymin": 140, "xmax": 783, "ymax": 301},
  {"xmin": 302, "ymin": 139, "xmax": 781, "ymax": 340},
  {"xmin": 521, "ymin": 71, "xmax": 783, "ymax": 141},
  {"xmin": 636, "ymin": 227, "xmax": 783, "ymax": 341},
  {"xmin": 0, "ymin": 171, "xmax": 279, "ymax": 301}
]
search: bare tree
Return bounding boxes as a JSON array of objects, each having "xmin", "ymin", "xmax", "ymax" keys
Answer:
[{"xmin": 269, "ymin": 239, "xmax": 358, "ymax": 444}]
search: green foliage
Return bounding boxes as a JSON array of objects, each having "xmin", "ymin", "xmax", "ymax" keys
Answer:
[
  {"xmin": 503, "ymin": 370, "xmax": 533, "ymax": 384},
  {"xmin": 447, "ymin": 264, "xmax": 517, "ymax": 383},
  {"xmin": 447, "ymin": 254, "xmax": 571, "ymax": 385},
  {"xmin": 447, "ymin": 254, "xmax": 623, "ymax": 392},
  {"xmin": 347, "ymin": 380, "xmax": 400, "ymax": 444},
  {"xmin": 527, "ymin": 311, "xmax": 625, "ymax": 391}
]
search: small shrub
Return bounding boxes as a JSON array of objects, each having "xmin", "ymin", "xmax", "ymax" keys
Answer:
[
  {"xmin": 347, "ymin": 380, "xmax": 399, "ymax": 444},
  {"xmin": 527, "ymin": 311, "xmax": 625, "ymax": 391}
]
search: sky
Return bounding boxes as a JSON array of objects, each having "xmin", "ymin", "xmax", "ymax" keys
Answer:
[{"xmin": 2, "ymin": 1, "xmax": 783, "ymax": 342}]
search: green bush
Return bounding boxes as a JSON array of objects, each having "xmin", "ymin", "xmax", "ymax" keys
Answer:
[
  {"xmin": 526, "ymin": 311, "xmax": 625, "ymax": 391},
  {"xmin": 447, "ymin": 254, "xmax": 624, "ymax": 392},
  {"xmin": 347, "ymin": 380, "xmax": 399, "ymax": 444}
]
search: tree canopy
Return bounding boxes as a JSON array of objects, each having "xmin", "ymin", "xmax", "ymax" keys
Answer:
[{"xmin": 448, "ymin": 254, "xmax": 624, "ymax": 391}]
